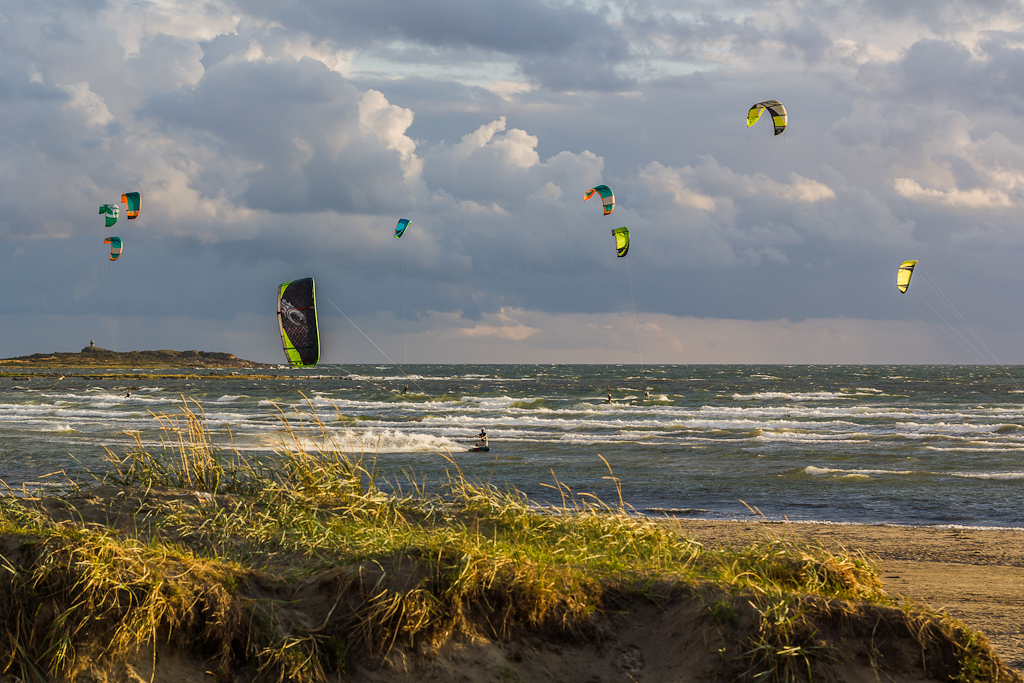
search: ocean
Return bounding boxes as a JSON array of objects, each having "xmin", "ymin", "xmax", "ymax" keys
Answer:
[{"xmin": 2, "ymin": 364, "xmax": 1023, "ymax": 529}]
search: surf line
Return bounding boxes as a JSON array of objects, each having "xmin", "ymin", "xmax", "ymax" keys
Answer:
[{"xmin": 322, "ymin": 295, "xmax": 431, "ymax": 397}]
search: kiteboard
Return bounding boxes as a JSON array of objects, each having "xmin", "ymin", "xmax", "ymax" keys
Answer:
[{"xmin": 467, "ymin": 446, "xmax": 490, "ymax": 453}]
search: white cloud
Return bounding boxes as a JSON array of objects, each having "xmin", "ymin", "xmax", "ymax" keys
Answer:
[
  {"xmin": 358, "ymin": 89, "xmax": 422, "ymax": 180},
  {"xmin": 459, "ymin": 309, "xmax": 540, "ymax": 340},
  {"xmin": 893, "ymin": 178, "xmax": 1012, "ymax": 208},
  {"xmin": 449, "ymin": 117, "xmax": 539, "ymax": 168},
  {"xmin": 638, "ymin": 162, "xmax": 717, "ymax": 211},
  {"xmin": 59, "ymin": 82, "xmax": 114, "ymax": 127}
]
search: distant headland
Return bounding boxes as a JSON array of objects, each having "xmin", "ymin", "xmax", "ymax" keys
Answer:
[{"xmin": 0, "ymin": 341, "xmax": 272, "ymax": 369}]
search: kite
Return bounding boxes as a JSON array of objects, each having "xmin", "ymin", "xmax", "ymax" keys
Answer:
[
  {"xmin": 395, "ymin": 218, "xmax": 410, "ymax": 239},
  {"xmin": 99, "ymin": 204, "xmax": 119, "ymax": 228},
  {"xmin": 121, "ymin": 192, "xmax": 141, "ymax": 220},
  {"xmin": 104, "ymin": 236, "xmax": 122, "ymax": 261},
  {"xmin": 897, "ymin": 260, "xmax": 917, "ymax": 294},
  {"xmin": 746, "ymin": 100, "xmax": 788, "ymax": 136},
  {"xmin": 612, "ymin": 227, "xmax": 630, "ymax": 257},
  {"xmin": 277, "ymin": 277, "xmax": 320, "ymax": 367},
  {"xmin": 584, "ymin": 185, "xmax": 615, "ymax": 215}
]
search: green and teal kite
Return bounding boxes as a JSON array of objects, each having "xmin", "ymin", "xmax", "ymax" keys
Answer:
[
  {"xmin": 584, "ymin": 185, "xmax": 615, "ymax": 215},
  {"xmin": 121, "ymin": 192, "xmax": 141, "ymax": 220},
  {"xmin": 104, "ymin": 236, "xmax": 122, "ymax": 261},
  {"xmin": 612, "ymin": 227, "xmax": 630, "ymax": 257},
  {"xmin": 395, "ymin": 218, "xmax": 410, "ymax": 238},
  {"xmin": 746, "ymin": 100, "xmax": 788, "ymax": 135},
  {"xmin": 99, "ymin": 204, "xmax": 119, "ymax": 228}
]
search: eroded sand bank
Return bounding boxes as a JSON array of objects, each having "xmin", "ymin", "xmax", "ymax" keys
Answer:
[{"xmin": 674, "ymin": 520, "xmax": 1024, "ymax": 671}]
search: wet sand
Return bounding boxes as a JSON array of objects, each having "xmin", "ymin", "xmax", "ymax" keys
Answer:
[{"xmin": 673, "ymin": 520, "xmax": 1024, "ymax": 671}]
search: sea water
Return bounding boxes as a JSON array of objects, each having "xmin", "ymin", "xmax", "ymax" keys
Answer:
[{"xmin": 1, "ymin": 364, "xmax": 1023, "ymax": 528}]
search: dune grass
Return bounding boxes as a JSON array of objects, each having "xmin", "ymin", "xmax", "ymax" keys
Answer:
[{"xmin": 0, "ymin": 397, "xmax": 1015, "ymax": 682}]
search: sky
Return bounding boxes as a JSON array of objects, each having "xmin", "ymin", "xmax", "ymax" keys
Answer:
[{"xmin": 3, "ymin": 0, "xmax": 1024, "ymax": 365}]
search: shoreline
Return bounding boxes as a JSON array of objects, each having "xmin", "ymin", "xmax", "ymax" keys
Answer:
[
  {"xmin": 671, "ymin": 519, "xmax": 1024, "ymax": 671},
  {"xmin": 651, "ymin": 514, "xmax": 1024, "ymax": 533}
]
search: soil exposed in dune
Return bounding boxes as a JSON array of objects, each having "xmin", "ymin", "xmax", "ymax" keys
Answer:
[{"xmin": 673, "ymin": 519, "xmax": 1024, "ymax": 673}]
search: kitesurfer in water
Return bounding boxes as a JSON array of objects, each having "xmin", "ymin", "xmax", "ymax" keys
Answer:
[
  {"xmin": 475, "ymin": 428, "xmax": 488, "ymax": 449},
  {"xmin": 125, "ymin": 389, "xmax": 131, "ymax": 398},
  {"xmin": 645, "ymin": 388, "xmax": 650, "ymax": 400},
  {"xmin": 402, "ymin": 384, "xmax": 408, "ymax": 394},
  {"xmin": 607, "ymin": 391, "xmax": 612, "ymax": 403}
]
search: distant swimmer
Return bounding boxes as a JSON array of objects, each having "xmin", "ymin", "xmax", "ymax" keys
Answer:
[{"xmin": 475, "ymin": 428, "xmax": 488, "ymax": 449}]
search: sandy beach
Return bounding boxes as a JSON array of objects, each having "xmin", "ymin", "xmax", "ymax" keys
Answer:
[{"xmin": 674, "ymin": 520, "xmax": 1024, "ymax": 672}]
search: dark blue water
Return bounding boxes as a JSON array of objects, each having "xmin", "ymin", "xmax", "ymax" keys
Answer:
[{"xmin": 2, "ymin": 365, "xmax": 1022, "ymax": 528}]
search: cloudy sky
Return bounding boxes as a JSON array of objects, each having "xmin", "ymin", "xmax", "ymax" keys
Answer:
[{"xmin": 3, "ymin": 0, "xmax": 1024, "ymax": 364}]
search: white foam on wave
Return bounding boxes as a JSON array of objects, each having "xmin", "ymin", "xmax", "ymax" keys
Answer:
[
  {"xmin": 805, "ymin": 466, "xmax": 918, "ymax": 477},
  {"xmin": 732, "ymin": 391, "xmax": 847, "ymax": 402},
  {"xmin": 38, "ymin": 423, "xmax": 77, "ymax": 433},
  {"xmin": 214, "ymin": 395, "xmax": 245, "ymax": 402},
  {"xmin": 806, "ymin": 465, "xmax": 1024, "ymax": 481},
  {"xmin": 460, "ymin": 395, "xmax": 521, "ymax": 410},
  {"xmin": 285, "ymin": 428, "xmax": 467, "ymax": 454},
  {"xmin": 759, "ymin": 432, "xmax": 871, "ymax": 444},
  {"xmin": 950, "ymin": 471, "xmax": 1024, "ymax": 480}
]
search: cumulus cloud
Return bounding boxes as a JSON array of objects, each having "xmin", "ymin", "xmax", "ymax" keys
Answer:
[{"xmin": 359, "ymin": 89, "xmax": 422, "ymax": 180}]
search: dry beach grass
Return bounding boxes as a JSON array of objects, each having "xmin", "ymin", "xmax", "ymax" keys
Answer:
[{"xmin": 0, "ymin": 398, "xmax": 1018, "ymax": 682}]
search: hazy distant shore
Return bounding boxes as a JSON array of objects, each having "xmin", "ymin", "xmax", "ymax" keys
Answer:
[{"xmin": 0, "ymin": 345, "xmax": 272, "ymax": 370}]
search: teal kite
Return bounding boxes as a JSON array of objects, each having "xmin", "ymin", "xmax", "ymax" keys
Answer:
[
  {"xmin": 104, "ymin": 236, "xmax": 122, "ymax": 261},
  {"xmin": 395, "ymin": 218, "xmax": 410, "ymax": 238},
  {"xmin": 584, "ymin": 185, "xmax": 615, "ymax": 215},
  {"xmin": 121, "ymin": 192, "xmax": 141, "ymax": 220},
  {"xmin": 99, "ymin": 204, "xmax": 119, "ymax": 228}
]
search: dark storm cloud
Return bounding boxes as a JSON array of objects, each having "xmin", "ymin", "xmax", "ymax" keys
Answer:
[
  {"xmin": 235, "ymin": 0, "xmax": 633, "ymax": 91},
  {"xmin": 519, "ymin": 46, "xmax": 636, "ymax": 92},
  {"xmin": 892, "ymin": 36, "xmax": 1024, "ymax": 115},
  {"xmin": 239, "ymin": 0, "xmax": 616, "ymax": 54}
]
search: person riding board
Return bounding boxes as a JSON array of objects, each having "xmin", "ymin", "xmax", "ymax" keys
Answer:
[{"xmin": 475, "ymin": 428, "xmax": 488, "ymax": 449}]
